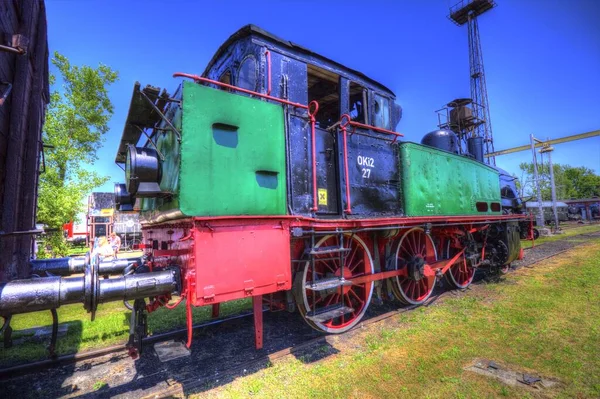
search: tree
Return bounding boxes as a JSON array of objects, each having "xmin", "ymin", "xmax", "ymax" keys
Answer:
[
  {"xmin": 518, "ymin": 162, "xmax": 600, "ymax": 201},
  {"xmin": 37, "ymin": 52, "xmax": 118, "ymax": 257}
]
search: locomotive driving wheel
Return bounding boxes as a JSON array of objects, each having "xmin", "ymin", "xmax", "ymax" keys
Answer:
[
  {"xmin": 294, "ymin": 234, "xmax": 374, "ymax": 333},
  {"xmin": 444, "ymin": 241, "xmax": 475, "ymax": 289},
  {"xmin": 391, "ymin": 228, "xmax": 437, "ymax": 305}
]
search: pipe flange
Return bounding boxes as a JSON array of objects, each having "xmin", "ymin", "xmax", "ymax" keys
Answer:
[
  {"xmin": 90, "ymin": 253, "xmax": 100, "ymax": 321},
  {"xmin": 83, "ymin": 252, "xmax": 100, "ymax": 321},
  {"xmin": 84, "ymin": 252, "xmax": 92, "ymax": 314}
]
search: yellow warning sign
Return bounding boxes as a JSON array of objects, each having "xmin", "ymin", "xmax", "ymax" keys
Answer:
[
  {"xmin": 100, "ymin": 208, "xmax": 114, "ymax": 216},
  {"xmin": 318, "ymin": 188, "xmax": 328, "ymax": 206}
]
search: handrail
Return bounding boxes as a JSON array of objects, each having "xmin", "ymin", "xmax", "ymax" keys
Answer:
[
  {"xmin": 339, "ymin": 115, "xmax": 352, "ymax": 214},
  {"xmin": 340, "ymin": 114, "xmax": 404, "ymax": 143},
  {"xmin": 265, "ymin": 50, "xmax": 272, "ymax": 96},
  {"xmin": 336, "ymin": 114, "xmax": 405, "ymax": 214},
  {"xmin": 308, "ymin": 101, "xmax": 319, "ymax": 211},
  {"xmin": 173, "ymin": 72, "xmax": 309, "ymax": 110},
  {"xmin": 173, "ymin": 72, "xmax": 321, "ymax": 213}
]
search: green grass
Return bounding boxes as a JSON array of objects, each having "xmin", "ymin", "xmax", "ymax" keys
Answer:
[
  {"xmin": 521, "ymin": 222, "xmax": 600, "ymax": 248},
  {"xmin": 66, "ymin": 246, "xmax": 89, "ymax": 256},
  {"xmin": 204, "ymin": 242, "xmax": 600, "ymax": 398},
  {"xmin": 93, "ymin": 381, "xmax": 108, "ymax": 391},
  {"xmin": 0, "ymin": 297, "xmax": 250, "ymax": 366}
]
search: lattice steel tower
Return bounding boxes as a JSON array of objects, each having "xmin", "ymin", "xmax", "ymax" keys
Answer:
[{"xmin": 449, "ymin": 0, "xmax": 497, "ymax": 165}]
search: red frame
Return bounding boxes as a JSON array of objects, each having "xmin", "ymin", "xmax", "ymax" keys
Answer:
[{"xmin": 143, "ymin": 213, "xmax": 527, "ymax": 348}]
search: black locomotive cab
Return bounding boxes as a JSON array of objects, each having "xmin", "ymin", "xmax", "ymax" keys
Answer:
[{"xmin": 201, "ymin": 25, "xmax": 404, "ymax": 218}]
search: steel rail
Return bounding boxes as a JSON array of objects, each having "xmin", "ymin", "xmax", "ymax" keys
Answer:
[{"xmin": 0, "ymin": 310, "xmax": 258, "ymax": 378}]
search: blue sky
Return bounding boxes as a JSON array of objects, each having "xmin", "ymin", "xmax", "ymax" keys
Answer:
[{"xmin": 46, "ymin": 0, "xmax": 600, "ymax": 195}]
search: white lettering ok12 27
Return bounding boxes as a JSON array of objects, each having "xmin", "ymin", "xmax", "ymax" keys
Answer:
[{"xmin": 357, "ymin": 155, "xmax": 374, "ymax": 179}]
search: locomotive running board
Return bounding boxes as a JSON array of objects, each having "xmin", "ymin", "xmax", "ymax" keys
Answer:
[
  {"xmin": 305, "ymin": 277, "xmax": 352, "ymax": 291},
  {"xmin": 306, "ymin": 305, "xmax": 354, "ymax": 323}
]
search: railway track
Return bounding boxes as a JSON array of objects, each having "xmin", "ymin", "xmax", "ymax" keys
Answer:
[{"xmin": 0, "ymin": 232, "xmax": 598, "ymax": 390}]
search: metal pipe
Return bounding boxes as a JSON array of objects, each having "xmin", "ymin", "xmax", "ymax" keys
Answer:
[
  {"xmin": 530, "ymin": 134, "xmax": 545, "ymax": 227},
  {"xmin": 0, "ymin": 270, "xmax": 178, "ymax": 317},
  {"xmin": 173, "ymin": 72, "xmax": 311, "ymax": 110},
  {"xmin": 545, "ymin": 148, "xmax": 560, "ymax": 230},
  {"xmin": 0, "ymin": 276, "xmax": 84, "ymax": 316},
  {"xmin": 265, "ymin": 50, "xmax": 272, "ymax": 95},
  {"xmin": 98, "ymin": 259, "xmax": 141, "ymax": 275},
  {"xmin": 486, "ymin": 130, "xmax": 599, "ymax": 158},
  {"xmin": 138, "ymin": 90, "xmax": 182, "ymax": 141},
  {"xmin": 0, "ymin": 44, "xmax": 25, "ymax": 55},
  {"xmin": 0, "ymin": 228, "xmax": 42, "ymax": 237},
  {"xmin": 30, "ymin": 258, "xmax": 86, "ymax": 276},
  {"xmin": 98, "ymin": 270, "xmax": 178, "ymax": 303},
  {"xmin": 30, "ymin": 258, "xmax": 140, "ymax": 276}
]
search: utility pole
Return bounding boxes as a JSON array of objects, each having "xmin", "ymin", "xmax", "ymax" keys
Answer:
[
  {"xmin": 540, "ymin": 144, "xmax": 560, "ymax": 232},
  {"xmin": 530, "ymin": 134, "xmax": 545, "ymax": 227}
]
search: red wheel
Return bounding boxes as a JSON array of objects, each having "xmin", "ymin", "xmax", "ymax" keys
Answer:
[
  {"xmin": 391, "ymin": 228, "xmax": 437, "ymax": 305},
  {"xmin": 444, "ymin": 241, "xmax": 475, "ymax": 289},
  {"xmin": 294, "ymin": 234, "xmax": 374, "ymax": 333}
]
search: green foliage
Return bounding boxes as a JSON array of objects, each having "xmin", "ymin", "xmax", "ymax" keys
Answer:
[
  {"xmin": 519, "ymin": 162, "xmax": 600, "ymax": 200},
  {"xmin": 92, "ymin": 381, "xmax": 108, "ymax": 391},
  {"xmin": 37, "ymin": 52, "xmax": 118, "ymax": 256}
]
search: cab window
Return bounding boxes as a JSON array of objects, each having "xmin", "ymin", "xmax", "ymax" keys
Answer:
[
  {"xmin": 349, "ymin": 82, "xmax": 367, "ymax": 124},
  {"xmin": 237, "ymin": 56, "xmax": 258, "ymax": 91},
  {"xmin": 373, "ymin": 93, "xmax": 391, "ymax": 130}
]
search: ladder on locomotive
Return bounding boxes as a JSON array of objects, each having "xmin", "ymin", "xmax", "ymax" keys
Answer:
[{"xmin": 302, "ymin": 231, "xmax": 355, "ymax": 322}]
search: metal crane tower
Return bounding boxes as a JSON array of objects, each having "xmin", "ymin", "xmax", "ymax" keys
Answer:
[{"xmin": 449, "ymin": 0, "xmax": 497, "ymax": 165}]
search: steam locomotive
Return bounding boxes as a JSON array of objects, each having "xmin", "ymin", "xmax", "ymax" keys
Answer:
[{"xmin": 0, "ymin": 25, "xmax": 528, "ymax": 356}]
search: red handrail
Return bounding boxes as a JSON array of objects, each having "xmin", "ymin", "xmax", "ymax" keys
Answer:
[
  {"xmin": 343, "ymin": 118, "xmax": 404, "ymax": 143},
  {"xmin": 340, "ymin": 114, "xmax": 353, "ymax": 214},
  {"xmin": 173, "ymin": 72, "xmax": 309, "ymax": 110},
  {"xmin": 265, "ymin": 50, "xmax": 272, "ymax": 96},
  {"xmin": 308, "ymin": 101, "xmax": 319, "ymax": 211}
]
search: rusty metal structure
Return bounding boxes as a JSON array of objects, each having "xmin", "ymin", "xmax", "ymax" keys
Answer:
[
  {"xmin": 448, "ymin": 0, "xmax": 497, "ymax": 165},
  {"xmin": 0, "ymin": 0, "xmax": 49, "ymax": 281}
]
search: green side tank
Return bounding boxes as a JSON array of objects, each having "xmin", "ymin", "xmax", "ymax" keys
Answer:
[{"xmin": 398, "ymin": 142, "xmax": 502, "ymax": 216}]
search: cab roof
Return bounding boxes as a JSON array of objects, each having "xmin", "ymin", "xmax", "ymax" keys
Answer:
[{"xmin": 202, "ymin": 24, "xmax": 396, "ymax": 97}]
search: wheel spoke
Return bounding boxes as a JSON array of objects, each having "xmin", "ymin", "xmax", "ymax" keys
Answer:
[
  {"xmin": 325, "ymin": 294, "xmax": 336, "ymax": 307},
  {"xmin": 350, "ymin": 259, "xmax": 364, "ymax": 273},
  {"xmin": 296, "ymin": 234, "xmax": 374, "ymax": 333},
  {"xmin": 409, "ymin": 281, "xmax": 416, "ymax": 299},
  {"xmin": 346, "ymin": 243, "xmax": 359, "ymax": 269},
  {"xmin": 349, "ymin": 288, "xmax": 364, "ymax": 305}
]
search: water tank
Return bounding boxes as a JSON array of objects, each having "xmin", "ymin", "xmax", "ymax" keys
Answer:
[
  {"xmin": 421, "ymin": 130, "xmax": 459, "ymax": 154},
  {"xmin": 450, "ymin": 105, "xmax": 473, "ymax": 126},
  {"xmin": 467, "ymin": 137, "xmax": 484, "ymax": 163}
]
